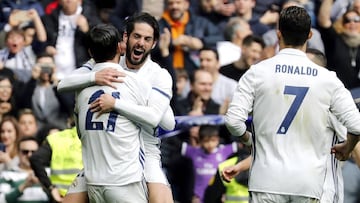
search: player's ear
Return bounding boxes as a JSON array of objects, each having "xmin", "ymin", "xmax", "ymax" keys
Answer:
[
  {"xmin": 116, "ymin": 42, "xmax": 122, "ymax": 54},
  {"xmin": 308, "ymin": 30, "xmax": 313, "ymax": 40},
  {"xmin": 123, "ymin": 32, "xmax": 128, "ymax": 42},
  {"xmin": 152, "ymin": 42, "xmax": 156, "ymax": 49},
  {"xmin": 88, "ymin": 49, "xmax": 93, "ymax": 58}
]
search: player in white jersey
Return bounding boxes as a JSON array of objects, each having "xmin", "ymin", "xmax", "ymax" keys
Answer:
[
  {"xmin": 224, "ymin": 6, "xmax": 360, "ymax": 202},
  {"xmin": 75, "ymin": 23, "xmax": 153, "ymax": 202},
  {"xmin": 58, "ymin": 13, "xmax": 175, "ymax": 203}
]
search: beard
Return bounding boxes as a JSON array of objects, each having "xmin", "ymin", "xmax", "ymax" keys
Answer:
[{"xmin": 125, "ymin": 41, "xmax": 151, "ymax": 66}]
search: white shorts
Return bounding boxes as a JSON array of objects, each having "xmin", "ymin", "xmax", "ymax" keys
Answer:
[
  {"xmin": 144, "ymin": 154, "xmax": 169, "ymax": 186},
  {"xmin": 88, "ymin": 180, "xmax": 148, "ymax": 203},
  {"xmin": 66, "ymin": 169, "xmax": 87, "ymax": 194},
  {"xmin": 250, "ymin": 192, "xmax": 320, "ymax": 203},
  {"xmin": 67, "ymin": 156, "xmax": 170, "ymax": 195}
]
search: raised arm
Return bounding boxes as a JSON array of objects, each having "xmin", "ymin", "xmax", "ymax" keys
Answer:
[{"xmin": 318, "ymin": 0, "xmax": 333, "ymax": 28}]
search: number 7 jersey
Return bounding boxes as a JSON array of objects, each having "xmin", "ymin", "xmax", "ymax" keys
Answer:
[
  {"xmin": 225, "ymin": 48, "xmax": 360, "ymax": 199},
  {"xmin": 75, "ymin": 62, "xmax": 151, "ymax": 186}
]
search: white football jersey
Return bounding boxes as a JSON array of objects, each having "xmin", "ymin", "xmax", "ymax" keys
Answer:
[
  {"xmin": 75, "ymin": 62, "xmax": 150, "ymax": 186},
  {"xmin": 226, "ymin": 48, "xmax": 360, "ymax": 199},
  {"xmin": 321, "ymin": 114, "xmax": 346, "ymax": 203},
  {"xmin": 119, "ymin": 56, "xmax": 173, "ymax": 158}
]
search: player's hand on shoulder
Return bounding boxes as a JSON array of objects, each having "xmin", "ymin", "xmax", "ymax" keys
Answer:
[{"xmin": 95, "ymin": 68, "xmax": 126, "ymax": 89}]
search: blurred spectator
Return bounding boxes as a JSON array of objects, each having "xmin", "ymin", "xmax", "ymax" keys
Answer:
[
  {"xmin": 175, "ymin": 69, "xmax": 220, "ymax": 116},
  {"xmin": 196, "ymin": 0, "xmax": 235, "ymax": 31},
  {"xmin": 0, "ymin": 28, "xmax": 36, "ymax": 82},
  {"xmin": 18, "ymin": 9, "xmax": 47, "ymax": 55},
  {"xmin": 306, "ymin": 47, "xmax": 327, "ymax": 67},
  {"xmin": 17, "ymin": 108, "xmax": 38, "ymax": 138},
  {"xmin": 175, "ymin": 68, "xmax": 190, "ymax": 101},
  {"xmin": 181, "ymin": 125, "xmax": 238, "ymax": 203},
  {"xmin": 220, "ymin": 34, "xmax": 265, "ymax": 81},
  {"xmin": 318, "ymin": 0, "xmax": 360, "ymax": 89},
  {"xmin": 331, "ymin": 0, "xmax": 360, "ymax": 22},
  {"xmin": 155, "ymin": 0, "xmax": 224, "ymax": 75},
  {"xmin": 0, "ymin": 75, "xmax": 33, "ymax": 120},
  {"xmin": 26, "ymin": 53, "xmax": 70, "ymax": 133},
  {"xmin": 297, "ymin": 0, "xmax": 317, "ymax": 27},
  {"xmin": 109, "ymin": 0, "xmax": 166, "ymax": 32},
  {"xmin": 199, "ymin": 47, "xmax": 237, "ymax": 113},
  {"xmin": 203, "ymin": 148, "xmax": 251, "ymax": 203},
  {"xmin": 217, "ymin": 16, "xmax": 252, "ymax": 66},
  {"xmin": 0, "ymin": 76, "xmax": 17, "ymax": 120},
  {"xmin": 0, "ymin": 0, "xmax": 45, "ymax": 32},
  {"xmin": 0, "ymin": 136, "xmax": 49, "ymax": 202},
  {"xmin": 0, "ymin": 116, "xmax": 20, "ymax": 172},
  {"xmin": 40, "ymin": 0, "xmax": 65, "ymax": 15},
  {"xmin": 252, "ymin": 0, "xmax": 284, "ymax": 17},
  {"xmin": 41, "ymin": 0, "xmax": 101, "ymax": 80},
  {"xmin": 93, "ymin": 0, "xmax": 116, "ymax": 25},
  {"xmin": 30, "ymin": 126, "xmax": 82, "ymax": 202},
  {"xmin": 262, "ymin": 0, "xmax": 325, "ymax": 58},
  {"xmin": 233, "ymin": 0, "xmax": 278, "ymax": 36}
]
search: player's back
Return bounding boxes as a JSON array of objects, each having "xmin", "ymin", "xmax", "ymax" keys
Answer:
[
  {"xmin": 245, "ymin": 48, "xmax": 354, "ymax": 198},
  {"xmin": 76, "ymin": 63, "xmax": 150, "ymax": 186}
]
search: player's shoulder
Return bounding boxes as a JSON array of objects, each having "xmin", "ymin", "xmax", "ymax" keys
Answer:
[{"xmin": 82, "ymin": 59, "xmax": 95, "ymax": 70}]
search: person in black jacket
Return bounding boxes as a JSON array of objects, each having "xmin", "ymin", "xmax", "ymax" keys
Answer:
[{"xmin": 41, "ymin": 0, "xmax": 101, "ymax": 80}]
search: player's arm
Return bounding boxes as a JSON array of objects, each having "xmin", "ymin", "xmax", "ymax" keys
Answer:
[
  {"xmin": 332, "ymin": 133, "xmax": 360, "ymax": 161},
  {"xmin": 225, "ymin": 69, "xmax": 255, "ymax": 143},
  {"xmin": 111, "ymin": 85, "xmax": 172, "ymax": 129},
  {"xmin": 352, "ymin": 142, "xmax": 360, "ymax": 168},
  {"xmin": 57, "ymin": 61, "xmax": 125, "ymax": 92},
  {"xmin": 331, "ymin": 84, "xmax": 360, "ymax": 136},
  {"xmin": 91, "ymin": 70, "xmax": 174, "ymax": 129},
  {"xmin": 221, "ymin": 156, "xmax": 252, "ymax": 182},
  {"xmin": 159, "ymin": 107, "xmax": 176, "ymax": 131}
]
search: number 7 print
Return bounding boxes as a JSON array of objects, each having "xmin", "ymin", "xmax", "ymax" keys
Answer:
[{"xmin": 277, "ymin": 86, "xmax": 309, "ymax": 134}]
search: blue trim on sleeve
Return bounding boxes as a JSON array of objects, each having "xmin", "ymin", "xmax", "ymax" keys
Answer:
[
  {"xmin": 82, "ymin": 64, "xmax": 93, "ymax": 71},
  {"xmin": 152, "ymin": 87, "xmax": 171, "ymax": 100}
]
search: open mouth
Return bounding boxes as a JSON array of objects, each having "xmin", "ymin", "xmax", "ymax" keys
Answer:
[
  {"xmin": 9, "ymin": 43, "xmax": 19, "ymax": 52},
  {"xmin": 132, "ymin": 48, "xmax": 145, "ymax": 60}
]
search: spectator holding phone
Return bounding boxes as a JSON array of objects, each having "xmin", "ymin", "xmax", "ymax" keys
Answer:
[{"xmin": 22, "ymin": 53, "xmax": 72, "ymax": 133}]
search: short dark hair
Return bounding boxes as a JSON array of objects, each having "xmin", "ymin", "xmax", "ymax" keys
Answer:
[
  {"xmin": 200, "ymin": 47, "xmax": 219, "ymax": 61},
  {"xmin": 242, "ymin": 35, "xmax": 266, "ymax": 49},
  {"xmin": 87, "ymin": 24, "xmax": 121, "ymax": 63},
  {"xmin": 36, "ymin": 52, "xmax": 54, "ymax": 61},
  {"xmin": 17, "ymin": 136, "xmax": 38, "ymax": 150},
  {"xmin": 125, "ymin": 12, "xmax": 160, "ymax": 42},
  {"xmin": 306, "ymin": 48, "xmax": 327, "ymax": 67},
  {"xmin": 199, "ymin": 125, "xmax": 219, "ymax": 141},
  {"xmin": 279, "ymin": 6, "xmax": 311, "ymax": 46},
  {"xmin": 189, "ymin": 69, "xmax": 209, "ymax": 84}
]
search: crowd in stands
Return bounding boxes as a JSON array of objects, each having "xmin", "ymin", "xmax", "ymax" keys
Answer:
[{"xmin": 0, "ymin": 0, "xmax": 359, "ymax": 202}]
